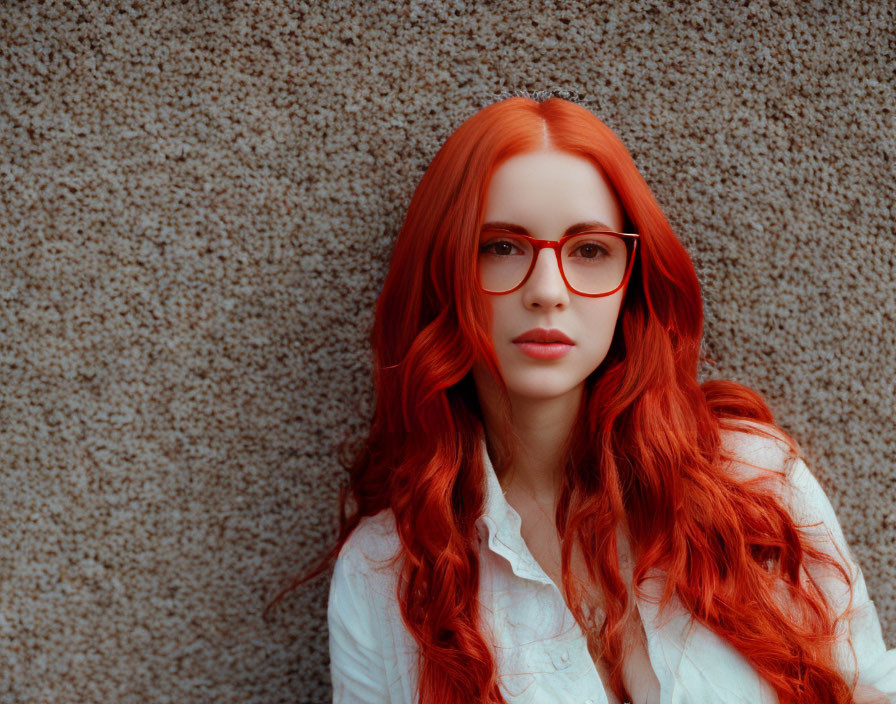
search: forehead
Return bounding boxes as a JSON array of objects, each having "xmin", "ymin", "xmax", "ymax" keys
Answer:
[{"xmin": 482, "ymin": 150, "xmax": 623, "ymax": 234}]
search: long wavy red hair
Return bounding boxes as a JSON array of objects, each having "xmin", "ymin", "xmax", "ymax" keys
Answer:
[{"xmin": 268, "ymin": 96, "xmax": 860, "ymax": 703}]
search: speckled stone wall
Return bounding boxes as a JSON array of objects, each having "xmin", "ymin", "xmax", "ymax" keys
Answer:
[{"xmin": 0, "ymin": 1, "xmax": 892, "ymax": 702}]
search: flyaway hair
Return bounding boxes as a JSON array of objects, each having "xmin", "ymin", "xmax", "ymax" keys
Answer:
[{"xmin": 268, "ymin": 96, "xmax": 859, "ymax": 703}]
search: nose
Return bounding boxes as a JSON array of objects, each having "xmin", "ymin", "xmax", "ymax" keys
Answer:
[{"xmin": 521, "ymin": 247, "xmax": 570, "ymax": 310}]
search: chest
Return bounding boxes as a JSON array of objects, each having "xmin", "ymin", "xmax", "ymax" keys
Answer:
[{"xmin": 513, "ymin": 505, "xmax": 659, "ymax": 704}]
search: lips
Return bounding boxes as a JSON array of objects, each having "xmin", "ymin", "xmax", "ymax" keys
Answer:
[{"xmin": 512, "ymin": 328, "xmax": 574, "ymax": 345}]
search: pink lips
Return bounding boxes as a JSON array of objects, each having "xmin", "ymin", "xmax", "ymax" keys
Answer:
[{"xmin": 512, "ymin": 328, "xmax": 574, "ymax": 360}]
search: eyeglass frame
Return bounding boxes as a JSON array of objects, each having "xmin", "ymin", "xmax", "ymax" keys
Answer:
[{"xmin": 477, "ymin": 230, "xmax": 641, "ymax": 297}]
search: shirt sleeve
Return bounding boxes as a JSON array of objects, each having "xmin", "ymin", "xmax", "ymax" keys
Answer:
[
  {"xmin": 786, "ymin": 455, "xmax": 896, "ymax": 699},
  {"xmin": 328, "ymin": 550, "xmax": 390, "ymax": 703}
]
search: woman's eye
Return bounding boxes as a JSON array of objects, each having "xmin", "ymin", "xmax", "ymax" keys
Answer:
[
  {"xmin": 572, "ymin": 242, "xmax": 608, "ymax": 259},
  {"xmin": 480, "ymin": 239, "xmax": 521, "ymax": 256}
]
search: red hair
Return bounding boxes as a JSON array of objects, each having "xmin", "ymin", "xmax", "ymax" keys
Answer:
[{"xmin": 268, "ymin": 96, "xmax": 859, "ymax": 703}]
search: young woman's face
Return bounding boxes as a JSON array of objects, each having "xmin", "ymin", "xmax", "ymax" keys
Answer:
[{"xmin": 472, "ymin": 149, "xmax": 628, "ymax": 406}]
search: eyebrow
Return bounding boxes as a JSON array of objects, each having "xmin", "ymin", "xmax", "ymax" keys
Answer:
[{"xmin": 480, "ymin": 221, "xmax": 615, "ymax": 237}]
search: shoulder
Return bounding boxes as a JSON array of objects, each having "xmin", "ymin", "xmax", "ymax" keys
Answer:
[
  {"xmin": 717, "ymin": 419, "xmax": 843, "ymax": 536},
  {"xmin": 328, "ymin": 510, "xmax": 404, "ymax": 644},
  {"xmin": 717, "ymin": 418, "xmax": 801, "ymax": 489},
  {"xmin": 334, "ymin": 509, "xmax": 404, "ymax": 593}
]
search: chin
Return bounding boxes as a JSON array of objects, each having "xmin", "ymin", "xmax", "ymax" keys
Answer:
[{"xmin": 505, "ymin": 377, "xmax": 585, "ymax": 402}]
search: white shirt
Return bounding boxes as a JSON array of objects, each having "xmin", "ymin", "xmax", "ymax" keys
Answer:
[{"xmin": 328, "ymin": 424, "xmax": 896, "ymax": 703}]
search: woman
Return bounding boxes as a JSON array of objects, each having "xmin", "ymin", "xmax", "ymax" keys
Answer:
[{"xmin": 280, "ymin": 95, "xmax": 896, "ymax": 703}]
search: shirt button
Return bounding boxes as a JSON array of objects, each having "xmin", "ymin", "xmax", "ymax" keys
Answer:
[
  {"xmin": 550, "ymin": 647, "xmax": 571, "ymax": 670},
  {"xmin": 584, "ymin": 700, "xmax": 595, "ymax": 704}
]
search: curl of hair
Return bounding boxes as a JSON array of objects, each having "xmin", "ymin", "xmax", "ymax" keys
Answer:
[{"xmin": 268, "ymin": 96, "xmax": 858, "ymax": 704}]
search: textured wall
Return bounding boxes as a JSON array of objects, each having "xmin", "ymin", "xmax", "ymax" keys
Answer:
[{"xmin": 0, "ymin": 1, "xmax": 893, "ymax": 702}]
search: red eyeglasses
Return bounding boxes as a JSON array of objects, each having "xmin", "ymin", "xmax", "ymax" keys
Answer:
[{"xmin": 477, "ymin": 229, "xmax": 640, "ymax": 296}]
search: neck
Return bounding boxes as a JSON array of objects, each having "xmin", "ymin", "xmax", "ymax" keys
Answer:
[{"xmin": 475, "ymin": 372, "xmax": 584, "ymax": 501}]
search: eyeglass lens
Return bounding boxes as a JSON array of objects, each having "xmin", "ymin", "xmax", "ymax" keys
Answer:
[{"xmin": 477, "ymin": 232, "xmax": 630, "ymax": 294}]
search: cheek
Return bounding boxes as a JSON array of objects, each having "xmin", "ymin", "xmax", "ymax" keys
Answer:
[
  {"xmin": 482, "ymin": 296, "xmax": 509, "ymax": 339},
  {"xmin": 580, "ymin": 298, "xmax": 625, "ymax": 358},
  {"xmin": 475, "ymin": 294, "xmax": 506, "ymax": 365},
  {"xmin": 584, "ymin": 295, "xmax": 624, "ymax": 330}
]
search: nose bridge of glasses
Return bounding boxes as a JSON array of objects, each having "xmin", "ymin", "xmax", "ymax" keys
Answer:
[{"xmin": 528, "ymin": 242, "xmax": 567, "ymax": 285}]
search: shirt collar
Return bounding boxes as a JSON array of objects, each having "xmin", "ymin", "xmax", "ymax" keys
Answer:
[
  {"xmin": 473, "ymin": 432, "xmax": 670, "ymax": 605},
  {"xmin": 475, "ymin": 432, "xmax": 556, "ymax": 586}
]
